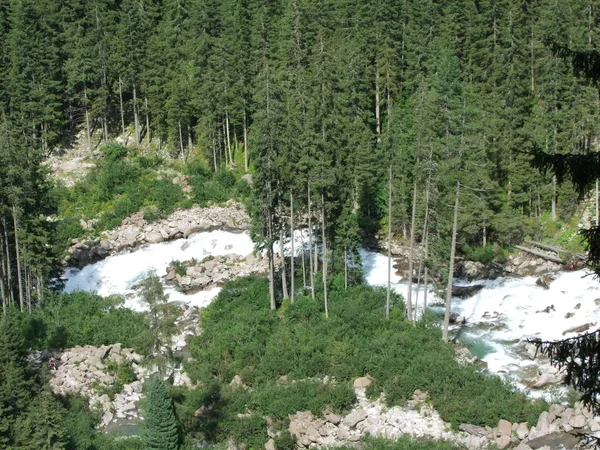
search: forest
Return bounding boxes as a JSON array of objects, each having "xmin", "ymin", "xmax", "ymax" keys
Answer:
[{"xmin": 1, "ymin": 0, "xmax": 600, "ymax": 448}]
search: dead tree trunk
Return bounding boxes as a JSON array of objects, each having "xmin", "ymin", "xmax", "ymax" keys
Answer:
[
  {"xmin": 407, "ymin": 180, "xmax": 418, "ymax": 323},
  {"xmin": 443, "ymin": 181, "xmax": 460, "ymax": 342},
  {"xmin": 308, "ymin": 182, "xmax": 315, "ymax": 300},
  {"xmin": 290, "ymin": 191, "xmax": 295, "ymax": 303},
  {"xmin": 12, "ymin": 206, "xmax": 23, "ymax": 312},
  {"xmin": 321, "ymin": 190, "xmax": 329, "ymax": 319},
  {"xmin": 386, "ymin": 166, "xmax": 392, "ymax": 320},
  {"xmin": 280, "ymin": 229, "xmax": 289, "ymax": 300}
]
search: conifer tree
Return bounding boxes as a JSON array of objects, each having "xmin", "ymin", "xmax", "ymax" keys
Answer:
[{"xmin": 142, "ymin": 378, "xmax": 180, "ymax": 450}]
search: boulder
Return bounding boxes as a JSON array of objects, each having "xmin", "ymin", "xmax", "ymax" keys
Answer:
[
  {"xmin": 516, "ymin": 422, "xmax": 529, "ymax": 440},
  {"xmin": 452, "ymin": 284, "xmax": 484, "ymax": 298},
  {"xmin": 562, "ymin": 322, "xmax": 595, "ymax": 336},
  {"xmin": 353, "ymin": 377, "xmax": 372, "ymax": 389},
  {"xmin": 343, "ymin": 408, "xmax": 368, "ymax": 428},
  {"xmin": 536, "ymin": 273, "xmax": 556, "ymax": 290},
  {"xmin": 459, "ymin": 424, "xmax": 488, "ymax": 437},
  {"xmin": 325, "ymin": 413, "xmax": 342, "ymax": 425},
  {"xmin": 569, "ymin": 414, "xmax": 587, "ymax": 428},
  {"xmin": 145, "ymin": 231, "xmax": 164, "ymax": 244},
  {"xmin": 495, "ymin": 435, "xmax": 511, "ymax": 449},
  {"xmin": 526, "ymin": 431, "xmax": 579, "ymax": 449},
  {"xmin": 498, "ymin": 419, "xmax": 513, "ymax": 436}
]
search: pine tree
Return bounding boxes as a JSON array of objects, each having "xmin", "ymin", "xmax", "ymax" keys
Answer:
[{"xmin": 142, "ymin": 379, "xmax": 180, "ymax": 450}]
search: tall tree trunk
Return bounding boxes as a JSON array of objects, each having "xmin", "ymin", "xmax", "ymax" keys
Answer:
[
  {"xmin": 133, "ymin": 84, "xmax": 140, "ymax": 146},
  {"xmin": 308, "ymin": 182, "xmax": 315, "ymax": 300},
  {"xmin": 212, "ymin": 136, "xmax": 217, "ymax": 171},
  {"xmin": 187, "ymin": 121, "xmax": 193, "ymax": 155},
  {"xmin": 321, "ymin": 190, "xmax": 328, "ymax": 319},
  {"xmin": 280, "ymin": 229, "xmax": 289, "ymax": 300},
  {"xmin": 145, "ymin": 97, "xmax": 151, "ymax": 144},
  {"xmin": 290, "ymin": 191, "xmax": 295, "ymax": 303},
  {"xmin": 596, "ymin": 179, "xmax": 599, "ymax": 227},
  {"xmin": 344, "ymin": 248, "xmax": 348, "ymax": 290},
  {"xmin": 407, "ymin": 180, "xmax": 418, "ymax": 323},
  {"xmin": 375, "ymin": 71, "xmax": 381, "ymax": 144},
  {"xmin": 0, "ymin": 236, "xmax": 6, "ymax": 316},
  {"xmin": 222, "ymin": 120, "xmax": 229, "ymax": 166},
  {"xmin": 386, "ymin": 166, "xmax": 392, "ymax": 320},
  {"xmin": 84, "ymin": 85, "xmax": 92, "ymax": 149},
  {"xmin": 2, "ymin": 218, "xmax": 13, "ymax": 307},
  {"xmin": 178, "ymin": 120, "xmax": 185, "ymax": 160},
  {"xmin": 267, "ymin": 211, "xmax": 276, "ymax": 311},
  {"xmin": 551, "ymin": 174, "xmax": 557, "ymax": 221},
  {"xmin": 244, "ymin": 107, "xmax": 249, "ymax": 172},
  {"xmin": 423, "ymin": 233, "xmax": 430, "ymax": 312},
  {"xmin": 118, "ymin": 76, "xmax": 126, "ymax": 140},
  {"xmin": 443, "ymin": 181, "xmax": 461, "ymax": 342},
  {"xmin": 225, "ymin": 111, "xmax": 233, "ymax": 166},
  {"xmin": 12, "ymin": 206, "xmax": 23, "ymax": 312}
]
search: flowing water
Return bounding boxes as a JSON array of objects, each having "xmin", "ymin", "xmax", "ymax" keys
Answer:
[{"xmin": 63, "ymin": 230, "xmax": 600, "ymax": 389}]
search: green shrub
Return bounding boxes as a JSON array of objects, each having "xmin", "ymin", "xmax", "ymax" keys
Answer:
[
  {"xmin": 185, "ymin": 275, "xmax": 545, "ymax": 444},
  {"xmin": 100, "ymin": 142, "xmax": 127, "ymax": 160},
  {"xmin": 214, "ymin": 169, "xmax": 236, "ymax": 188}
]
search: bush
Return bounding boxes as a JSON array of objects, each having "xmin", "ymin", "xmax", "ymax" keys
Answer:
[
  {"xmin": 184, "ymin": 275, "xmax": 545, "ymax": 448},
  {"xmin": 100, "ymin": 142, "xmax": 127, "ymax": 161}
]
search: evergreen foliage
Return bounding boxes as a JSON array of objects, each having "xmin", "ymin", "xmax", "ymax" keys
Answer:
[{"xmin": 143, "ymin": 378, "xmax": 180, "ymax": 450}]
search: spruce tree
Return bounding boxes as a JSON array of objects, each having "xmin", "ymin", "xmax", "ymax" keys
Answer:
[{"xmin": 142, "ymin": 378, "xmax": 180, "ymax": 450}]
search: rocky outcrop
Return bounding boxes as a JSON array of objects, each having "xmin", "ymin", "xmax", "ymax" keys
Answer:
[
  {"xmin": 165, "ymin": 253, "xmax": 269, "ymax": 293},
  {"xmin": 48, "ymin": 344, "xmax": 155, "ymax": 428},
  {"xmin": 505, "ymin": 252, "xmax": 561, "ymax": 277},
  {"xmin": 452, "ymin": 284, "xmax": 484, "ymax": 299},
  {"xmin": 67, "ymin": 201, "xmax": 250, "ymax": 268},
  {"xmin": 288, "ymin": 382, "xmax": 488, "ymax": 449}
]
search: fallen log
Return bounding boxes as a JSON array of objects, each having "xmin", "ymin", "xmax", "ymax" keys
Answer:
[
  {"xmin": 524, "ymin": 240, "xmax": 563, "ymax": 254},
  {"xmin": 514, "ymin": 245, "xmax": 565, "ymax": 264}
]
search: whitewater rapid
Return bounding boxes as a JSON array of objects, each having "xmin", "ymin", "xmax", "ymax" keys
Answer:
[{"xmin": 63, "ymin": 230, "xmax": 600, "ymax": 382}]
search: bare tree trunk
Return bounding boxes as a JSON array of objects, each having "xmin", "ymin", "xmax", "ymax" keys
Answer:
[
  {"xmin": 187, "ymin": 121, "xmax": 193, "ymax": 155},
  {"xmin": 552, "ymin": 174, "xmax": 557, "ymax": 221},
  {"xmin": 178, "ymin": 120, "xmax": 185, "ymax": 160},
  {"xmin": 407, "ymin": 180, "xmax": 418, "ymax": 323},
  {"xmin": 290, "ymin": 191, "xmax": 295, "ymax": 303},
  {"xmin": 37, "ymin": 275, "xmax": 43, "ymax": 304},
  {"xmin": 118, "ymin": 76, "xmax": 126, "ymax": 140},
  {"xmin": 386, "ymin": 166, "xmax": 392, "ymax": 320},
  {"xmin": 483, "ymin": 225, "xmax": 487, "ymax": 247},
  {"xmin": 596, "ymin": 180, "xmax": 600, "ymax": 226},
  {"xmin": 84, "ymin": 85, "xmax": 92, "ymax": 149},
  {"xmin": 443, "ymin": 181, "xmax": 460, "ymax": 342},
  {"xmin": 0, "ymin": 236, "xmax": 6, "ymax": 316},
  {"xmin": 145, "ymin": 97, "xmax": 151, "ymax": 144},
  {"xmin": 375, "ymin": 71, "xmax": 381, "ymax": 144},
  {"xmin": 225, "ymin": 111, "xmax": 233, "ymax": 166},
  {"xmin": 244, "ymin": 108, "xmax": 249, "ymax": 172},
  {"xmin": 321, "ymin": 190, "xmax": 328, "ymax": 319},
  {"xmin": 301, "ymin": 228, "xmax": 307, "ymax": 289},
  {"xmin": 308, "ymin": 182, "xmax": 315, "ymax": 300},
  {"xmin": 133, "ymin": 84, "xmax": 140, "ymax": 145},
  {"xmin": 12, "ymin": 206, "xmax": 23, "ymax": 312},
  {"xmin": 267, "ymin": 212, "xmax": 276, "ymax": 311},
  {"xmin": 423, "ymin": 232, "xmax": 430, "ymax": 312},
  {"xmin": 2, "ymin": 218, "xmax": 13, "ymax": 307},
  {"xmin": 212, "ymin": 136, "xmax": 217, "ymax": 171},
  {"xmin": 280, "ymin": 229, "xmax": 289, "ymax": 300},
  {"xmin": 344, "ymin": 248, "xmax": 348, "ymax": 290},
  {"xmin": 222, "ymin": 120, "xmax": 229, "ymax": 166}
]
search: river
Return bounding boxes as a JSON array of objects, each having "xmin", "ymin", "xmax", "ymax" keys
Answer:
[{"xmin": 63, "ymin": 230, "xmax": 600, "ymax": 393}]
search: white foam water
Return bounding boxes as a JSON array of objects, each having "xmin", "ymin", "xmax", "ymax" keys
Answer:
[{"xmin": 63, "ymin": 230, "xmax": 255, "ymax": 310}]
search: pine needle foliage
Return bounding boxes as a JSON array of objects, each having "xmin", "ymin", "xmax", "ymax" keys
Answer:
[{"xmin": 142, "ymin": 378, "xmax": 180, "ymax": 450}]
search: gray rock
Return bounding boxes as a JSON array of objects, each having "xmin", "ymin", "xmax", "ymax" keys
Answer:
[
  {"xmin": 516, "ymin": 422, "xmax": 529, "ymax": 440},
  {"xmin": 526, "ymin": 431, "xmax": 579, "ymax": 449},
  {"xmin": 498, "ymin": 419, "xmax": 513, "ymax": 436},
  {"xmin": 459, "ymin": 424, "xmax": 488, "ymax": 437},
  {"xmin": 353, "ymin": 377, "xmax": 372, "ymax": 389},
  {"xmin": 343, "ymin": 408, "xmax": 368, "ymax": 428},
  {"xmin": 569, "ymin": 414, "xmax": 587, "ymax": 428},
  {"xmin": 496, "ymin": 435, "xmax": 511, "ymax": 449}
]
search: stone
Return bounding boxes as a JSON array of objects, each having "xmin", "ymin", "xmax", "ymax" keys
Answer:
[
  {"xmin": 498, "ymin": 419, "xmax": 513, "ymax": 436},
  {"xmin": 459, "ymin": 424, "xmax": 488, "ymax": 437},
  {"xmin": 452, "ymin": 284, "xmax": 484, "ymax": 298},
  {"xmin": 536, "ymin": 273, "xmax": 556, "ymax": 290},
  {"xmin": 101, "ymin": 411, "xmax": 114, "ymax": 427},
  {"xmin": 562, "ymin": 322, "xmax": 595, "ymax": 336},
  {"xmin": 325, "ymin": 413, "xmax": 342, "ymax": 425},
  {"xmin": 516, "ymin": 422, "xmax": 529, "ymax": 440},
  {"xmin": 264, "ymin": 439, "xmax": 276, "ymax": 450},
  {"xmin": 526, "ymin": 431, "xmax": 579, "ymax": 449},
  {"xmin": 353, "ymin": 377, "xmax": 372, "ymax": 389},
  {"xmin": 495, "ymin": 435, "xmax": 511, "ymax": 449},
  {"xmin": 343, "ymin": 408, "xmax": 368, "ymax": 428},
  {"xmin": 514, "ymin": 444, "xmax": 533, "ymax": 450},
  {"xmin": 569, "ymin": 414, "xmax": 587, "ymax": 428},
  {"xmin": 537, "ymin": 411, "xmax": 551, "ymax": 433},
  {"xmin": 145, "ymin": 231, "xmax": 163, "ymax": 244},
  {"xmin": 549, "ymin": 404, "xmax": 566, "ymax": 417},
  {"xmin": 348, "ymin": 435, "xmax": 361, "ymax": 442}
]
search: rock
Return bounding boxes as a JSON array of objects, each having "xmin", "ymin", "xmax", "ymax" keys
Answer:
[
  {"xmin": 343, "ymin": 408, "xmax": 368, "ymax": 428},
  {"xmin": 101, "ymin": 411, "xmax": 114, "ymax": 427},
  {"xmin": 452, "ymin": 284, "xmax": 484, "ymax": 298},
  {"xmin": 459, "ymin": 424, "xmax": 488, "ymax": 437},
  {"xmin": 514, "ymin": 443, "xmax": 533, "ymax": 450},
  {"xmin": 496, "ymin": 435, "xmax": 511, "ymax": 449},
  {"xmin": 353, "ymin": 377, "xmax": 372, "ymax": 389},
  {"xmin": 325, "ymin": 414, "xmax": 342, "ymax": 425},
  {"xmin": 595, "ymin": 298, "xmax": 600, "ymax": 307},
  {"xmin": 569, "ymin": 414, "xmax": 587, "ymax": 428},
  {"xmin": 565, "ymin": 312, "xmax": 575, "ymax": 319},
  {"xmin": 516, "ymin": 422, "xmax": 529, "ymax": 440},
  {"xmin": 449, "ymin": 312, "xmax": 467, "ymax": 324},
  {"xmin": 532, "ymin": 372, "xmax": 565, "ymax": 388},
  {"xmin": 536, "ymin": 411, "xmax": 551, "ymax": 433},
  {"xmin": 526, "ymin": 343, "xmax": 539, "ymax": 360},
  {"xmin": 562, "ymin": 322, "xmax": 596, "ymax": 336},
  {"xmin": 549, "ymin": 404, "xmax": 565, "ymax": 417},
  {"xmin": 536, "ymin": 273, "xmax": 556, "ymax": 290},
  {"xmin": 241, "ymin": 174, "xmax": 253, "ymax": 185},
  {"xmin": 230, "ymin": 375, "xmax": 245, "ymax": 388},
  {"xmin": 348, "ymin": 435, "xmax": 361, "ymax": 442},
  {"xmin": 264, "ymin": 439, "xmax": 276, "ymax": 450},
  {"xmin": 145, "ymin": 231, "xmax": 164, "ymax": 244},
  {"xmin": 526, "ymin": 431, "xmax": 579, "ymax": 449},
  {"xmin": 461, "ymin": 261, "xmax": 488, "ymax": 280},
  {"xmin": 498, "ymin": 419, "xmax": 513, "ymax": 436}
]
